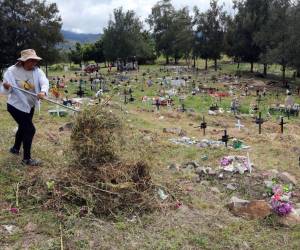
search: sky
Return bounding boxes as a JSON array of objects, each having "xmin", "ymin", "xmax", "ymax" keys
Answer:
[{"xmin": 47, "ymin": 0, "xmax": 234, "ymax": 34}]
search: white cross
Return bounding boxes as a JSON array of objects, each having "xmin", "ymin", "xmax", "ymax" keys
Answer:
[{"xmin": 235, "ymin": 119, "xmax": 244, "ymax": 130}]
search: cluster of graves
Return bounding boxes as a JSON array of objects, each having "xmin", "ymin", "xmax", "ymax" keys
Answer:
[{"xmin": 49, "ymin": 65, "xmax": 300, "ymax": 130}]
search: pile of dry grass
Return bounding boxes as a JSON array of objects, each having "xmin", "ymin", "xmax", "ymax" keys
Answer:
[
  {"xmin": 60, "ymin": 106, "xmax": 160, "ymax": 215},
  {"xmin": 57, "ymin": 161, "xmax": 157, "ymax": 215},
  {"xmin": 71, "ymin": 106, "xmax": 123, "ymax": 166},
  {"xmin": 17, "ymin": 106, "xmax": 168, "ymax": 217}
]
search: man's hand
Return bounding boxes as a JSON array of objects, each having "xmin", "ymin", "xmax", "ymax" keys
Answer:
[
  {"xmin": 37, "ymin": 91, "xmax": 46, "ymax": 100},
  {"xmin": 3, "ymin": 82, "xmax": 11, "ymax": 90}
]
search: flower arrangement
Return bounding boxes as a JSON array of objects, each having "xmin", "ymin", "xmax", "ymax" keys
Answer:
[
  {"xmin": 271, "ymin": 195, "xmax": 293, "ymax": 216},
  {"xmin": 268, "ymin": 180, "xmax": 293, "ymax": 216},
  {"xmin": 220, "ymin": 156, "xmax": 250, "ymax": 173}
]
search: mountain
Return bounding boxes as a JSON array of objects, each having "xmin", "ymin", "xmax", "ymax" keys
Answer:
[{"xmin": 61, "ymin": 30, "xmax": 102, "ymax": 47}]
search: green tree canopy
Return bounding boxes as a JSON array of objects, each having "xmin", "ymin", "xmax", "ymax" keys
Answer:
[
  {"xmin": 0, "ymin": 0, "xmax": 63, "ymax": 74},
  {"xmin": 102, "ymin": 7, "xmax": 155, "ymax": 63},
  {"xmin": 194, "ymin": 0, "xmax": 227, "ymax": 70}
]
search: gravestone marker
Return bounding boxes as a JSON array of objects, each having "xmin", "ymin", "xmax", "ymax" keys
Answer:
[
  {"xmin": 221, "ymin": 130, "xmax": 232, "ymax": 147},
  {"xmin": 279, "ymin": 117, "xmax": 287, "ymax": 134},
  {"xmin": 255, "ymin": 112, "xmax": 264, "ymax": 134},
  {"xmin": 235, "ymin": 120, "xmax": 244, "ymax": 131}
]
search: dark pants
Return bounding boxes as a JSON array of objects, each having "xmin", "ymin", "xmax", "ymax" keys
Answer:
[{"xmin": 7, "ymin": 104, "xmax": 35, "ymax": 160}]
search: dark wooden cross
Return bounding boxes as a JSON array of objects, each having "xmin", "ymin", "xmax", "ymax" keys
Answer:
[
  {"xmin": 221, "ymin": 129, "xmax": 232, "ymax": 147},
  {"xmin": 279, "ymin": 117, "xmax": 287, "ymax": 134},
  {"xmin": 129, "ymin": 93, "xmax": 134, "ymax": 102},
  {"xmin": 256, "ymin": 95, "xmax": 262, "ymax": 109},
  {"xmin": 123, "ymin": 89, "xmax": 128, "ymax": 104},
  {"xmin": 200, "ymin": 116, "xmax": 207, "ymax": 136},
  {"xmin": 255, "ymin": 112, "xmax": 264, "ymax": 134}
]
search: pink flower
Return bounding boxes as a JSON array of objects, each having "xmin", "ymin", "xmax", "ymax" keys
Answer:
[
  {"xmin": 10, "ymin": 207, "xmax": 19, "ymax": 214},
  {"xmin": 175, "ymin": 201, "xmax": 182, "ymax": 209},
  {"xmin": 273, "ymin": 193, "xmax": 281, "ymax": 201}
]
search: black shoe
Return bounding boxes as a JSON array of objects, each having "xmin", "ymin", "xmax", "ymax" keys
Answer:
[
  {"xmin": 22, "ymin": 159, "xmax": 41, "ymax": 166},
  {"xmin": 9, "ymin": 147, "xmax": 20, "ymax": 155}
]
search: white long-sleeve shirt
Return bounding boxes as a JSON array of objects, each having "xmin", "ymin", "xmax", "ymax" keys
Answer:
[{"xmin": 0, "ymin": 65, "xmax": 49, "ymax": 113}]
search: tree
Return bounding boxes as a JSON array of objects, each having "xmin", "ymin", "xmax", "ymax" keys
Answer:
[
  {"xmin": 263, "ymin": 0, "xmax": 292, "ymax": 83},
  {"xmin": 0, "ymin": 0, "xmax": 63, "ymax": 75},
  {"xmin": 29, "ymin": 0, "xmax": 63, "ymax": 76},
  {"xmin": 93, "ymin": 39, "xmax": 105, "ymax": 63},
  {"xmin": 225, "ymin": 0, "xmax": 272, "ymax": 73},
  {"xmin": 68, "ymin": 43, "xmax": 83, "ymax": 66},
  {"xmin": 102, "ymin": 8, "xmax": 155, "ymax": 64},
  {"xmin": 0, "ymin": 0, "xmax": 31, "ymax": 72},
  {"xmin": 194, "ymin": 0, "xmax": 227, "ymax": 71},
  {"xmin": 147, "ymin": 0, "xmax": 176, "ymax": 64},
  {"xmin": 172, "ymin": 7, "xmax": 194, "ymax": 64},
  {"xmin": 286, "ymin": 1, "xmax": 300, "ymax": 77}
]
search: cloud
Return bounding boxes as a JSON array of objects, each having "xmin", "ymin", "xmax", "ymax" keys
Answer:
[{"xmin": 47, "ymin": 0, "xmax": 233, "ymax": 34}]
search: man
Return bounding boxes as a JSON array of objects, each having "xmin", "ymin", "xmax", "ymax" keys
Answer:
[{"xmin": 0, "ymin": 49, "xmax": 49, "ymax": 166}]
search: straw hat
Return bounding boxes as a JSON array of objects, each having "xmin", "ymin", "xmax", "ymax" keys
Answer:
[{"xmin": 17, "ymin": 49, "xmax": 42, "ymax": 61}]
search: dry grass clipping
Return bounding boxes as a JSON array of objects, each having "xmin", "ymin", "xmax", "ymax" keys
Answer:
[
  {"xmin": 61, "ymin": 106, "xmax": 160, "ymax": 216},
  {"xmin": 71, "ymin": 106, "xmax": 123, "ymax": 166},
  {"xmin": 17, "ymin": 106, "xmax": 170, "ymax": 217},
  {"xmin": 57, "ymin": 161, "xmax": 158, "ymax": 216}
]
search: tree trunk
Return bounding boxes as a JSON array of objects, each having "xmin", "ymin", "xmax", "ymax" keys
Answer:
[
  {"xmin": 166, "ymin": 55, "xmax": 169, "ymax": 65},
  {"xmin": 263, "ymin": 64, "xmax": 267, "ymax": 76},
  {"xmin": 250, "ymin": 62, "xmax": 254, "ymax": 73},
  {"xmin": 214, "ymin": 59, "xmax": 217, "ymax": 71},
  {"xmin": 193, "ymin": 56, "xmax": 196, "ymax": 68},
  {"xmin": 175, "ymin": 57, "xmax": 178, "ymax": 65},
  {"xmin": 297, "ymin": 69, "xmax": 300, "ymax": 78},
  {"xmin": 205, "ymin": 58, "xmax": 208, "ymax": 70},
  {"xmin": 282, "ymin": 64, "xmax": 286, "ymax": 85},
  {"xmin": 237, "ymin": 61, "xmax": 240, "ymax": 69}
]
